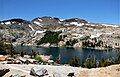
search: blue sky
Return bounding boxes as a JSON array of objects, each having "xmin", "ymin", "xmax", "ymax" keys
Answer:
[{"xmin": 0, "ymin": 0, "xmax": 119, "ymax": 24}]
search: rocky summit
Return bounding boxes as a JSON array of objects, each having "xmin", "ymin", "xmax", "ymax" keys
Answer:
[{"xmin": 0, "ymin": 16, "xmax": 120, "ymax": 48}]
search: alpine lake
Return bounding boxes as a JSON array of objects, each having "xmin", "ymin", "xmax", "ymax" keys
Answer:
[{"xmin": 14, "ymin": 45, "xmax": 120, "ymax": 64}]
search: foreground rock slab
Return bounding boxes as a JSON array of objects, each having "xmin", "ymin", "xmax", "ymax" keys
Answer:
[
  {"xmin": 79, "ymin": 64, "xmax": 120, "ymax": 77},
  {"xmin": 0, "ymin": 63, "xmax": 120, "ymax": 77},
  {"xmin": 30, "ymin": 67, "xmax": 48, "ymax": 76}
]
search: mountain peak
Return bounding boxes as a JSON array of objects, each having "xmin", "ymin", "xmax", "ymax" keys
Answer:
[{"xmin": 63, "ymin": 18, "xmax": 88, "ymax": 23}]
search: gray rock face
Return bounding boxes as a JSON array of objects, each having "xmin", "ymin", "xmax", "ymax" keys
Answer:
[
  {"xmin": 30, "ymin": 67, "xmax": 48, "ymax": 76},
  {"xmin": 0, "ymin": 69, "xmax": 10, "ymax": 76}
]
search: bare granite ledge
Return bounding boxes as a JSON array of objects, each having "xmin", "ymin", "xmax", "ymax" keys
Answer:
[{"xmin": 0, "ymin": 62, "xmax": 120, "ymax": 77}]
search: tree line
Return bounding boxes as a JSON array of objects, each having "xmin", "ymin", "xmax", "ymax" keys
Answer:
[{"xmin": 68, "ymin": 52, "xmax": 120, "ymax": 68}]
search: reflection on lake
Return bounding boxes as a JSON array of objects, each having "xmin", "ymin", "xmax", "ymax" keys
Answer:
[{"xmin": 14, "ymin": 45, "xmax": 120, "ymax": 64}]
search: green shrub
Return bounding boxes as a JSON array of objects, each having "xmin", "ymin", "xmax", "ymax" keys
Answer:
[
  {"xmin": 20, "ymin": 51, "xmax": 24, "ymax": 57},
  {"xmin": 67, "ymin": 50, "xmax": 120, "ymax": 68},
  {"xmin": 98, "ymin": 58, "xmax": 114, "ymax": 67},
  {"xmin": 68, "ymin": 57, "xmax": 80, "ymax": 67},
  {"xmin": 84, "ymin": 57, "xmax": 97, "ymax": 68},
  {"xmin": 68, "ymin": 53, "xmax": 120, "ymax": 68},
  {"xmin": 115, "ymin": 52, "xmax": 120, "ymax": 64},
  {"xmin": 32, "ymin": 55, "xmax": 43, "ymax": 62},
  {"xmin": 0, "ymin": 41, "xmax": 15, "ymax": 56}
]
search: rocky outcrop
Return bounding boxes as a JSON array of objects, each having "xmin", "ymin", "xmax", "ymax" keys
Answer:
[
  {"xmin": 40, "ymin": 43, "xmax": 50, "ymax": 47},
  {"xmin": 30, "ymin": 67, "xmax": 48, "ymax": 76},
  {"xmin": 0, "ymin": 69, "xmax": 10, "ymax": 77},
  {"xmin": 0, "ymin": 55, "xmax": 7, "ymax": 61},
  {"xmin": 58, "ymin": 41, "xmax": 66, "ymax": 47},
  {"xmin": 73, "ymin": 42, "xmax": 82, "ymax": 48}
]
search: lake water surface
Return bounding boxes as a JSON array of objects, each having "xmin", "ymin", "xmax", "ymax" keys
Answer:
[{"xmin": 14, "ymin": 45, "xmax": 120, "ymax": 64}]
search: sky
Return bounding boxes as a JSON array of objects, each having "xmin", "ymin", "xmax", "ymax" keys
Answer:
[{"xmin": 0, "ymin": 0, "xmax": 119, "ymax": 24}]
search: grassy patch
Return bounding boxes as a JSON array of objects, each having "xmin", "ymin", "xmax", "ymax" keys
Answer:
[{"xmin": 32, "ymin": 55, "xmax": 43, "ymax": 62}]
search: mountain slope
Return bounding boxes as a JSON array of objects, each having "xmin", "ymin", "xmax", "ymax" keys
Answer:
[{"xmin": 0, "ymin": 16, "xmax": 119, "ymax": 47}]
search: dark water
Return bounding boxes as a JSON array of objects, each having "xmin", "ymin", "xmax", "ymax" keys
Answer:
[{"xmin": 14, "ymin": 45, "xmax": 120, "ymax": 64}]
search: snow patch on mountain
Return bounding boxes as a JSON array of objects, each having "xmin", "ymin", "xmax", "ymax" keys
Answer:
[
  {"xmin": 60, "ymin": 19, "xmax": 64, "ymax": 21},
  {"xmin": 33, "ymin": 21, "xmax": 40, "ymax": 25},
  {"xmin": 28, "ymin": 24, "xmax": 35, "ymax": 31},
  {"xmin": 58, "ymin": 21, "xmax": 61, "ymax": 24},
  {"xmin": 70, "ymin": 22, "xmax": 84, "ymax": 26},
  {"xmin": 90, "ymin": 33, "xmax": 102, "ymax": 38},
  {"xmin": 102, "ymin": 24, "xmax": 119, "ymax": 27},
  {"xmin": 5, "ymin": 21, "xmax": 11, "ymax": 25},
  {"xmin": 38, "ymin": 19, "xmax": 43, "ymax": 22},
  {"xmin": 1, "ymin": 22, "xmax": 4, "ymax": 25},
  {"xmin": 33, "ymin": 21, "xmax": 42, "ymax": 27},
  {"xmin": 34, "ymin": 30, "xmax": 46, "ymax": 36},
  {"xmin": 65, "ymin": 24, "xmax": 69, "ymax": 26}
]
